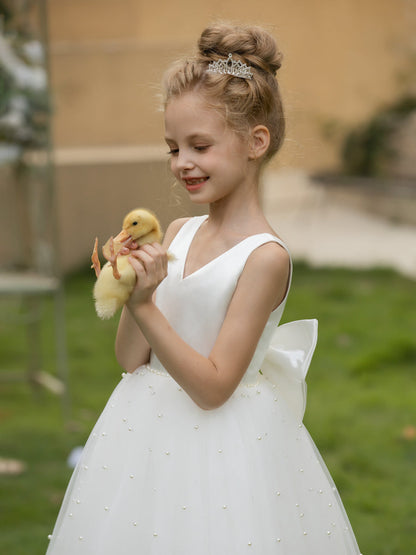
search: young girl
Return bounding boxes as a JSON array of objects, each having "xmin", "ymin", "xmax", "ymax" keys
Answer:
[{"xmin": 47, "ymin": 23, "xmax": 361, "ymax": 554}]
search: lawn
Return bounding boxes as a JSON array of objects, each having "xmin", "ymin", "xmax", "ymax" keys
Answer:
[{"xmin": 0, "ymin": 263, "xmax": 415, "ymax": 554}]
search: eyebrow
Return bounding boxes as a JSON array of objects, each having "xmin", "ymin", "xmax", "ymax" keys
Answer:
[{"xmin": 164, "ymin": 133, "xmax": 212, "ymax": 143}]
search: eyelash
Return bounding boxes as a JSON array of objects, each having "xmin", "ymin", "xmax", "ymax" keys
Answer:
[{"xmin": 167, "ymin": 145, "xmax": 210, "ymax": 156}]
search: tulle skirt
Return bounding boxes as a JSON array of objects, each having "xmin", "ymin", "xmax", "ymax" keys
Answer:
[{"xmin": 46, "ymin": 365, "xmax": 361, "ymax": 554}]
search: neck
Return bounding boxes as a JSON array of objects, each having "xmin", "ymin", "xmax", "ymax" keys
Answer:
[{"xmin": 207, "ymin": 176, "xmax": 265, "ymax": 236}]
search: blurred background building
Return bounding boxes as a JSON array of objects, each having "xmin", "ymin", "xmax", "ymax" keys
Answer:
[
  {"xmin": 1, "ymin": 0, "xmax": 415, "ymax": 273},
  {"xmin": 48, "ymin": 0, "xmax": 415, "ymax": 170}
]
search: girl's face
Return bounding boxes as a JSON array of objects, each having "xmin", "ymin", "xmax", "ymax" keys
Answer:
[{"xmin": 164, "ymin": 92, "xmax": 253, "ymax": 204}]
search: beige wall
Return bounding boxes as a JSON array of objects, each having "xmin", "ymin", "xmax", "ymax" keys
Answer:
[
  {"xmin": 34, "ymin": 0, "xmax": 414, "ymax": 273},
  {"xmin": 0, "ymin": 155, "xmax": 206, "ymax": 274},
  {"xmin": 1, "ymin": 2, "xmax": 414, "ymax": 274},
  {"xmin": 55, "ymin": 152, "xmax": 206, "ymax": 273},
  {"xmin": 47, "ymin": 0, "xmax": 415, "ymax": 171}
]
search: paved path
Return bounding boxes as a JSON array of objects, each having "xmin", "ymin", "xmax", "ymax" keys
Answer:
[{"xmin": 263, "ymin": 170, "xmax": 416, "ymax": 280}]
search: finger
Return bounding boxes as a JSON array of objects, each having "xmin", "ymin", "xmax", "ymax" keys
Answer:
[
  {"xmin": 139, "ymin": 243, "xmax": 168, "ymax": 272},
  {"xmin": 128, "ymin": 255, "xmax": 146, "ymax": 276},
  {"xmin": 134, "ymin": 250, "xmax": 167, "ymax": 283},
  {"xmin": 135, "ymin": 244, "xmax": 165, "ymax": 264},
  {"xmin": 131, "ymin": 249, "xmax": 156, "ymax": 274},
  {"xmin": 137, "ymin": 243, "xmax": 160, "ymax": 256}
]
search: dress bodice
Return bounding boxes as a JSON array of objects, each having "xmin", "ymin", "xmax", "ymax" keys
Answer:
[{"xmin": 150, "ymin": 216, "xmax": 292, "ymax": 384}]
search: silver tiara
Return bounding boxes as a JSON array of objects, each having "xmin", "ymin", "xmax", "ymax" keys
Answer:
[{"xmin": 207, "ymin": 53, "xmax": 253, "ymax": 80}]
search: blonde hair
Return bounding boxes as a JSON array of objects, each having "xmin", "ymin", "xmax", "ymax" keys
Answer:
[{"xmin": 163, "ymin": 22, "xmax": 285, "ymax": 163}]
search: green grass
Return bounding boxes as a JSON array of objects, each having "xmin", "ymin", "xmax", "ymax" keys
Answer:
[{"xmin": 1, "ymin": 263, "xmax": 415, "ymax": 554}]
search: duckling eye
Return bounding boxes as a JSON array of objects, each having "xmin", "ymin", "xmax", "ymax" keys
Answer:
[{"xmin": 132, "ymin": 221, "xmax": 138, "ymax": 226}]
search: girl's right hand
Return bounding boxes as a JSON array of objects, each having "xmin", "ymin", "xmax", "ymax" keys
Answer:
[{"xmin": 126, "ymin": 243, "xmax": 168, "ymax": 308}]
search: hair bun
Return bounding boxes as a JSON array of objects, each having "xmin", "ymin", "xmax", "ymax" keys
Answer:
[{"xmin": 198, "ymin": 23, "xmax": 283, "ymax": 75}]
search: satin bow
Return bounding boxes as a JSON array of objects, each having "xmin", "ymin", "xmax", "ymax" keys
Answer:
[{"xmin": 261, "ymin": 319, "xmax": 318, "ymax": 423}]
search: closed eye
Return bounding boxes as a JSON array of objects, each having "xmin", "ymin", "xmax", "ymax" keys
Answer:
[
  {"xmin": 194, "ymin": 145, "xmax": 210, "ymax": 152},
  {"xmin": 167, "ymin": 148, "xmax": 179, "ymax": 156}
]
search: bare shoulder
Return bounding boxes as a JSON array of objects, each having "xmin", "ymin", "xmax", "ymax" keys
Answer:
[
  {"xmin": 247, "ymin": 241, "xmax": 290, "ymax": 277},
  {"xmin": 240, "ymin": 241, "xmax": 291, "ymax": 308},
  {"xmin": 162, "ymin": 217, "xmax": 191, "ymax": 248}
]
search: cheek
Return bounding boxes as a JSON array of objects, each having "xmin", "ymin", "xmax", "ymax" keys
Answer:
[{"xmin": 169, "ymin": 158, "xmax": 178, "ymax": 176}]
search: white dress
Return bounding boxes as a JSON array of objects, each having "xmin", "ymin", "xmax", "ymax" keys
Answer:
[{"xmin": 46, "ymin": 216, "xmax": 361, "ymax": 554}]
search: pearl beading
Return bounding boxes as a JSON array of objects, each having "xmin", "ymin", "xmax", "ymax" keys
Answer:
[
  {"xmin": 122, "ymin": 364, "xmax": 264, "ymax": 389},
  {"xmin": 46, "ymin": 361, "xmax": 362, "ymax": 552}
]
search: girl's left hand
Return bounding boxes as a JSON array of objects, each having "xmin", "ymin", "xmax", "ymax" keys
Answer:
[{"xmin": 126, "ymin": 243, "xmax": 168, "ymax": 307}]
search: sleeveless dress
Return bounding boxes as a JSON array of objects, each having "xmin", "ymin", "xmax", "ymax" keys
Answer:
[{"xmin": 46, "ymin": 216, "xmax": 361, "ymax": 554}]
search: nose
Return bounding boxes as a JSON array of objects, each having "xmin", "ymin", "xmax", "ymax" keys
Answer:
[{"xmin": 175, "ymin": 150, "xmax": 195, "ymax": 172}]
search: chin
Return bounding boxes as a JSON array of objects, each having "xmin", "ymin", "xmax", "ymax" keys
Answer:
[{"xmin": 188, "ymin": 195, "xmax": 210, "ymax": 205}]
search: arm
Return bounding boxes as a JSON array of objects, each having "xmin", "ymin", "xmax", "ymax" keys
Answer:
[
  {"xmin": 115, "ymin": 218, "xmax": 190, "ymax": 372},
  {"xmin": 115, "ymin": 306, "xmax": 150, "ymax": 372},
  {"xmin": 127, "ymin": 238, "xmax": 290, "ymax": 408}
]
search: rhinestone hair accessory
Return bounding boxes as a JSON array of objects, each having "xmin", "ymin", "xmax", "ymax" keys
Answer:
[{"xmin": 207, "ymin": 53, "xmax": 253, "ymax": 80}]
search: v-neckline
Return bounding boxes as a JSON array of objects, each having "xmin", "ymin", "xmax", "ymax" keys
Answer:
[{"xmin": 180, "ymin": 216, "xmax": 281, "ymax": 281}]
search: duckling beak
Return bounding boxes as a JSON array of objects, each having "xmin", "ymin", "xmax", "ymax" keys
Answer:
[{"xmin": 114, "ymin": 229, "xmax": 131, "ymax": 244}]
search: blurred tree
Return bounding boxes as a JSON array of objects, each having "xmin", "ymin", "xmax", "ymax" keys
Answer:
[
  {"xmin": 342, "ymin": 96, "xmax": 416, "ymax": 178},
  {"xmin": 0, "ymin": 1, "xmax": 68, "ymax": 410},
  {"xmin": 0, "ymin": 0, "xmax": 49, "ymax": 166}
]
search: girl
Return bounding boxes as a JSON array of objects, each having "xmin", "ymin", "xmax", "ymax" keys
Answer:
[{"xmin": 47, "ymin": 23, "xmax": 361, "ymax": 554}]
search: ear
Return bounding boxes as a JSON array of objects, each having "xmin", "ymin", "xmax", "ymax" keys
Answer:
[{"xmin": 249, "ymin": 125, "xmax": 270, "ymax": 160}]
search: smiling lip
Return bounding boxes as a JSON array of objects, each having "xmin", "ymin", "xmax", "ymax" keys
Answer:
[{"xmin": 183, "ymin": 177, "xmax": 209, "ymax": 191}]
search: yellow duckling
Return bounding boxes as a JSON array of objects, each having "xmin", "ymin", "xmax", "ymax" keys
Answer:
[{"xmin": 91, "ymin": 208, "xmax": 163, "ymax": 319}]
